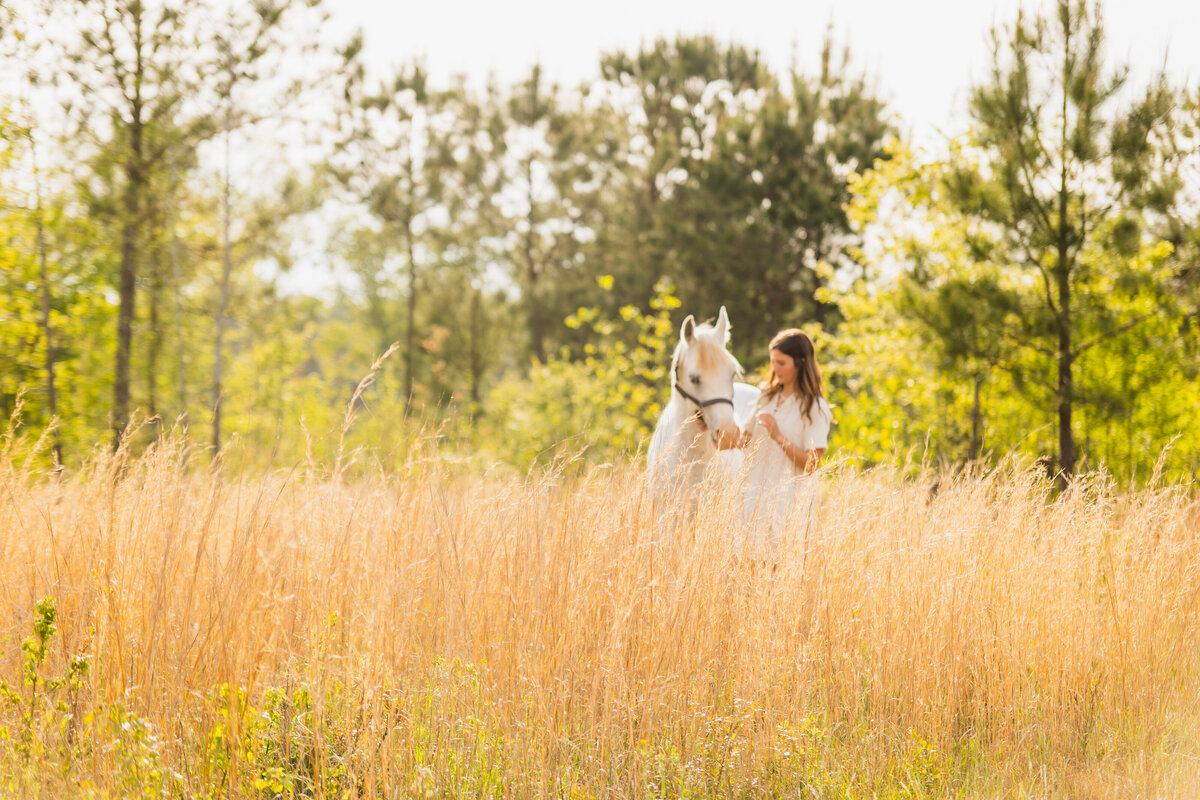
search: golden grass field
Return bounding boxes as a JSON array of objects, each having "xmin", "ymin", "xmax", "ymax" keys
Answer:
[{"xmin": 1, "ymin": 433, "xmax": 1199, "ymax": 798}]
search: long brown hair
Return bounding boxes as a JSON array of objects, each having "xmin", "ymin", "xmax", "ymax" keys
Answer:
[{"xmin": 757, "ymin": 329, "xmax": 826, "ymax": 422}]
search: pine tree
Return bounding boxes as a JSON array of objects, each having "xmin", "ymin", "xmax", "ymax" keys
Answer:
[
  {"xmin": 948, "ymin": 0, "xmax": 1182, "ymax": 481},
  {"xmin": 48, "ymin": 0, "xmax": 209, "ymax": 446}
]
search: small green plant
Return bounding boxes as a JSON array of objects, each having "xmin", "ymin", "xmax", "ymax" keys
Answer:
[
  {"xmin": 20, "ymin": 596, "xmax": 57, "ymax": 756},
  {"xmin": 0, "ymin": 597, "xmax": 91, "ymax": 772}
]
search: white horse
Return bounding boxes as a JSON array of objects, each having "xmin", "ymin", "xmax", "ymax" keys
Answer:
[{"xmin": 646, "ymin": 307, "xmax": 760, "ymax": 501}]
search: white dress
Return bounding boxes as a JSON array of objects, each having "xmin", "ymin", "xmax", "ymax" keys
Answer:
[{"xmin": 740, "ymin": 393, "xmax": 832, "ymax": 550}]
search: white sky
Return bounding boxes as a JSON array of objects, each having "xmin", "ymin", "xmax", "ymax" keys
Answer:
[
  {"xmin": 328, "ymin": 0, "xmax": 1199, "ymax": 143},
  {"xmin": 275, "ymin": 0, "xmax": 1199, "ymax": 295}
]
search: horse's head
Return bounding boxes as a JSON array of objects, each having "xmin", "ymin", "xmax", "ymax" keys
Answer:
[{"xmin": 671, "ymin": 306, "xmax": 742, "ymax": 447}]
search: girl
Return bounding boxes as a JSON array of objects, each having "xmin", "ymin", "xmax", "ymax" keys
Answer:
[{"xmin": 738, "ymin": 328, "xmax": 832, "ymax": 547}]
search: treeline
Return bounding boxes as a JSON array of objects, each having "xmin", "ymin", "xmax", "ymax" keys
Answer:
[{"xmin": 1, "ymin": 0, "xmax": 1198, "ymax": 481}]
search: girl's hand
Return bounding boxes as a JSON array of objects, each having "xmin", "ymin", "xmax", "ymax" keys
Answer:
[{"xmin": 756, "ymin": 412, "xmax": 781, "ymax": 440}]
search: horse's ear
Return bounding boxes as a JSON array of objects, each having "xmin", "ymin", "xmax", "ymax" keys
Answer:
[
  {"xmin": 716, "ymin": 306, "xmax": 730, "ymax": 343},
  {"xmin": 680, "ymin": 314, "xmax": 696, "ymax": 344}
]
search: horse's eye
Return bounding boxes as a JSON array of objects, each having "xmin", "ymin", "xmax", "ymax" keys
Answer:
[{"xmin": 690, "ymin": 375, "xmax": 701, "ymax": 386}]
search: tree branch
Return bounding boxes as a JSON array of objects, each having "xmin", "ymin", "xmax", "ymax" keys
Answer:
[
  {"xmin": 1011, "ymin": 126, "xmax": 1057, "ymax": 238},
  {"xmin": 99, "ymin": 1, "xmax": 132, "ymax": 106},
  {"xmin": 1075, "ymin": 312, "xmax": 1157, "ymax": 354}
]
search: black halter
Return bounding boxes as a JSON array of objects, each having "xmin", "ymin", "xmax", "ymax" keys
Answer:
[
  {"xmin": 674, "ymin": 381, "xmax": 735, "ymax": 445},
  {"xmin": 673, "ymin": 382, "xmax": 734, "ymax": 412}
]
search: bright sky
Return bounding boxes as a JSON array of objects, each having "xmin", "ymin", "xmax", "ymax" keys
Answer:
[
  {"xmin": 329, "ymin": 0, "xmax": 1199, "ymax": 143},
  {"xmin": 271, "ymin": 0, "xmax": 1199, "ymax": 296}
]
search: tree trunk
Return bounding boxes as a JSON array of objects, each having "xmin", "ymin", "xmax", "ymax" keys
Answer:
[
  {"xmin": 169, "ymin": 162, "xmax": 189, "ymax": 424},
  {"xmin": 468, "ymin": 286, "xmax": 483, "ymax": 407},
  {"xmin": 527, "ymin": 292, "xmax": 546, "ymax": 365},
  {"xmin": 1055, "ymin": 50, "xmax": 1077, "ymax": 486},
  {"xmin": 33, "ymin": 146, "xmax": 62, "ymax": 465},
  {"xmin": 114, "ymin": 127, "xmax": 142, "ymax": 449},
  {"xmin": 967, "ymin": 372, "xmax": 984, "ymax": 463},
  {"xmin": 213, "ymin": 122, "xmax": 233, "ymax": 453},
  {"xmin": 1057, "ymin": 285, "xmax": 1076, "ymax": 482},
  {"xmin": 523, "ymin": 156, "xmax": 546, "ymax": 364},
  {"xmin": 147, "ymin": 249, "xmax": 162, "ymax": 423},
  {"xmin": 112, "ymin": 9, "xmax": 148, "ymax": 451},
  {"xmin": 403, "ymin": 213, "xmax": 416, "ymax": 414}
]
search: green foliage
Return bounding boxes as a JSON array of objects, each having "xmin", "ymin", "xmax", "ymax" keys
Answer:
[
  {"xmin": 1, "ymin": 1, "xmax": 1197, "ymax": 483},
  {"xmin": 480, "ymin": 277, "xmax": 680, "ymax": 469},
  {"xmin": 836, "ymin": 134, "xmax": 1200, "ymax": 480},
  {"xmin": 0, "ymin": 597, "xmax": 91, "ymax": 769},
  {"xmin": 669, "ymin": 37, "xmax": 892, "ymax": 353},
  {"xmin": 591, "ymin": 35, "xmax": 893, "ymax": 367},
  {"xmin": 489, "ymin": 65, "xmax": 616, "ymax": 364},
  {"xmin": 0, "ymin": 110, "xmax": 116, "ymax": 460},
  {"xmin": 200, "ymin": 682, "xmax": 340, "ymax": 798},
  {"xmin": 0, "ymin": 600, "xmax": 361, "ymax": 797},
  {"xmin": 936, "ymin": 0, "xmax": 1192, "ymax": 479}
]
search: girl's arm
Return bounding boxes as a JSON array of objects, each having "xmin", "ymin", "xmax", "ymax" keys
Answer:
[
  {"xmin": 772, "ymin": 435, "xmax": 825, "ymax": 472},
  {"xmin": 770, "ymin": 401, "xmax": 830, "ymax": 472}
]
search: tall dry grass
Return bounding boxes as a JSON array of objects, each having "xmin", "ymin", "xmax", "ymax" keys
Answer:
[{"xmin": 1, "ymin": 433, "xmax": 1199, "ymax": 798}]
